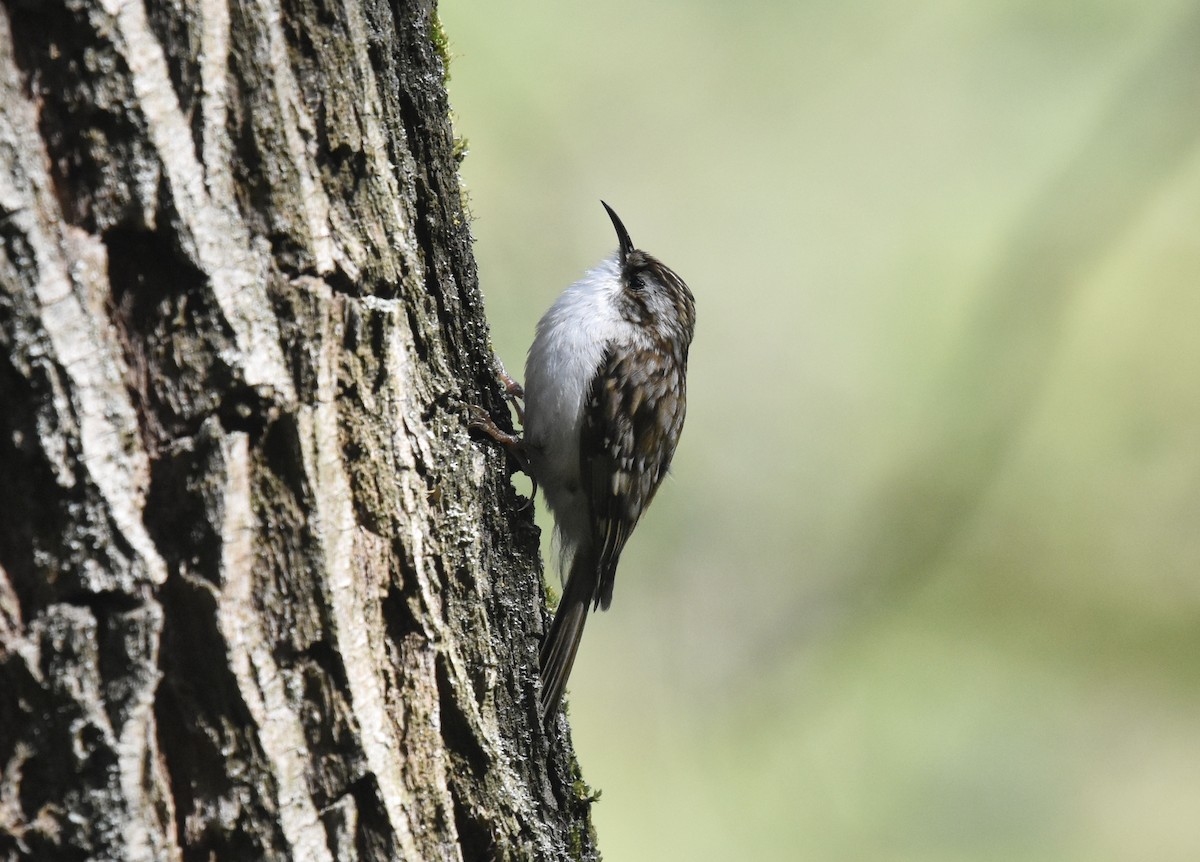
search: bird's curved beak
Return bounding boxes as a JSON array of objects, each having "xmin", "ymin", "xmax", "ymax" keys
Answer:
[{"xmin": 601, "ymin": 201, "xmax": 634, "ymax": 262}]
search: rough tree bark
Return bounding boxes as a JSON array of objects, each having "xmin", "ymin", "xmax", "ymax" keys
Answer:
[{"xmin": 0, "ymin": 0, "xmax": 596, "ymax": 859}]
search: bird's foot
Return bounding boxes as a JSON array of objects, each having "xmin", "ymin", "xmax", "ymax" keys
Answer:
[
  {"xmin": 494, "ymin": 357, "xmax": 526, "ymax": 425},
  {"xmin": 467, "ymin": 405, "xmax": 538, "ymax": 505}
]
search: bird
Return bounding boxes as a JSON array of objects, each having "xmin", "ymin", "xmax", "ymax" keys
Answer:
[{"xmin": 491, "ymin": 202, "xmax": 696, "ymax": 723}]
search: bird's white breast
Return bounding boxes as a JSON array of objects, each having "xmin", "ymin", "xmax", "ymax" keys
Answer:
[{"xmin": 523, "ymin": 255, "xmax": 632, "ymax": 546}]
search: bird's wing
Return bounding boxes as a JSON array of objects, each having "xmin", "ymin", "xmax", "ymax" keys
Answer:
[{"xmin": 579, "ymin": 342, "xmax": 687, "ymax": 610}]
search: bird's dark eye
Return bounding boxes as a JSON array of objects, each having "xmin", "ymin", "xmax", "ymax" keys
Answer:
[{"xmin": 628, "ymin": 272, "xmax": 645, "ymax": 292}]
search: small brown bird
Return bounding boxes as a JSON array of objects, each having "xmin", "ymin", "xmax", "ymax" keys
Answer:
[{"xmin": 480, "ymin": 202, "xmax": 695, "ymax": 722}]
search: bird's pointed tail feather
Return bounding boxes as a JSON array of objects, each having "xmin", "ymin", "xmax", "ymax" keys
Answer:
[{"xmin": 539, "ymin": 552, "xmax": 597, "ymax": 722}]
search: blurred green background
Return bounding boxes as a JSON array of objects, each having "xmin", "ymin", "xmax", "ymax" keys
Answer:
[{"xmin": 438, "ymin": 1, "xmax": 1200, "ymax": 859}]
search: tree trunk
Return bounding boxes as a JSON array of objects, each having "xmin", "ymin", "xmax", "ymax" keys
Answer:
[{"xmin": 0, "ymin": 0, "xmax": 595, "ymax": 859}]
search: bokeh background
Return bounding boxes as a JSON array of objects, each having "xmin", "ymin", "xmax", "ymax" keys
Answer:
[{"xmin": 437, "ymin": 1, "xmax": 1200, "ymax": 859}]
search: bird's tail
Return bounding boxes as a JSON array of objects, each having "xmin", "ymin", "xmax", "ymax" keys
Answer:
[{"xmin": 539, "ymin": 551, "xmax": 597, "ymax": 723}]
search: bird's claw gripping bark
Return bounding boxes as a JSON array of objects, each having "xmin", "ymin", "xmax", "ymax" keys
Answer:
[
  {"xmin": 494, "ymin": 357, "xmax": 526, "ymax": 425},
  {"xmin": 467, "ymin": 404, "xmax": 538, "ymax": 506}
]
